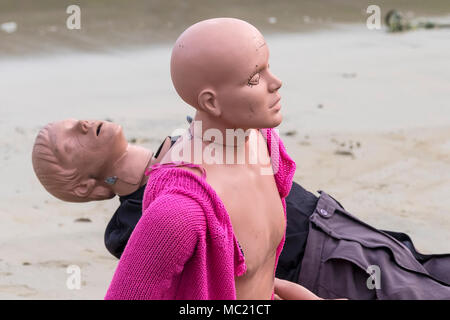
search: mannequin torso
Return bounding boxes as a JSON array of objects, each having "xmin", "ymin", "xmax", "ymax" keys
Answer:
[{"xmin": 160, "ymin": 129, "xmax": 285, "ymax": 299}]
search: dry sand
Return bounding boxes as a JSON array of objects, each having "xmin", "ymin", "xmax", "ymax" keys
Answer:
[{"xmin": 1, "ymin": 21, "xmax": 449, "ymax": 299}]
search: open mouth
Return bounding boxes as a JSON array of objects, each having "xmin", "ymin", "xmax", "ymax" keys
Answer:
[{"xmin": 96, "ymin": 123, "xmax": 103, "ymax": 136}]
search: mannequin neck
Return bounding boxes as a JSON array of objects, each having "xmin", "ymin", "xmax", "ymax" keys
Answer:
[
  {"xmin": 103, "ymin": 144, "xmax": 153, "ymax": 197},
  {"xmin": 191, "ymin": 111, "xmax": 252, "ymax": 152}
]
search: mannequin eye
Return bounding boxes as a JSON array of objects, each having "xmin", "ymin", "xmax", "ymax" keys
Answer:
[{"xmin": 247, "ymin": 73, "xmax": 260, "ymax": 86}]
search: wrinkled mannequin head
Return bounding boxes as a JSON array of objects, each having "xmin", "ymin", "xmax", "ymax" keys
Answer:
[
  {"xmin": 32, "ymin": 119, "xmax": 151, "ymax": 202},
  {"xmin": 171, "ymin": 18, "xmax": 283, "ymax": 131}
]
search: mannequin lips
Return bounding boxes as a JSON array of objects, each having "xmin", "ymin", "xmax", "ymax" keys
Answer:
[{"xmin": 269, "ymin": 97, "xmax": 281, "ymax": 109}]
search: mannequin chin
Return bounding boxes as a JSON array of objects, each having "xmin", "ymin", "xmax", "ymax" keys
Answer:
[{"xmin": 32, "ymin": 119, "xmax": 156, "ymax": 202}]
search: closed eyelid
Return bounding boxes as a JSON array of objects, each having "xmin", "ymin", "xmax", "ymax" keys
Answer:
[
  {"xmin": 249, "ymin": 72, "xmax": 260, "ymax": 80},
  {"xmin": 247, "ymin": 74, "xmax": 260, "ymax": 87}
]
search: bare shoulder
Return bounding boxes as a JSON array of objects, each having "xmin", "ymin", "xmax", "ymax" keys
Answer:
[
  {"xmin": 177, "ymin": 165, "xmax": 204, "ymax": 178},
  {"xmin": 158, "ymin": 134, "xmax": 205, "ymax": 179}
]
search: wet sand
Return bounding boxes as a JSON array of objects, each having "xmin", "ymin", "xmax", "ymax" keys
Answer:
[{"xmin": 1, "ymin": 3, "xmax": 450, "ymax": 299}]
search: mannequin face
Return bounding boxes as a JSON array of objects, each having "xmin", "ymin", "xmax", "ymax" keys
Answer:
[
  {"xmin": 33, "ymin": 118, "xmax": 154, "ymax": 202},
  {"xmin": 171, "ymin": 18, "xmax": 283, "ymax": 131},
  {"xmin": 215, "ymin": 35, "xmax": 283, "ymax": 130},
  {"xmin": 52, "ymin": 119, "xmax": 128, "ymax": 181}
]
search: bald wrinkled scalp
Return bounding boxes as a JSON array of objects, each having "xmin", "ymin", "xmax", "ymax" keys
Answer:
[
  {"xmin": 170, "ymin": 18, "xmax": 265, "ymax": 109},
  {"xmin": 32, "ymin": 124, "xmax": 82, "ymax": 202}
]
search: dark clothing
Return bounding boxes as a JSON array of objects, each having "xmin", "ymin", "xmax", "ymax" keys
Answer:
[
  {"xmin": 104, "ymin": 185, "xmax": 146, "ymax": 259},
  {"xmin": 275, "ymin": 181, "xmax": 318, "ymax": 282},
  {"xmin": 298, "ymin": 191, "xmax": 450, "ymax": 299}
]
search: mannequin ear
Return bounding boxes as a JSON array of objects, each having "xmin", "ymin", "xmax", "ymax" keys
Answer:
[
  {"xmin": 89, "ymin": 185, "xmax": 115, "ymax": 200},
  {"xmin": 73, "ymin": 179, "xmax": 114, "ymax": 200},
  {"xmin": 73, "ymin": 179, "xmax": 96, "ymax": 199},
  {"xmin": 198, "ymin": 89, "xmax": 221, "ymax": 117}
]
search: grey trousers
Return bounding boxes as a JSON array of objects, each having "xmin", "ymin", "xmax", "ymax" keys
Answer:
[{"xmin": 298, "ymin": 191, "xmax": 450, "ymax": 300}]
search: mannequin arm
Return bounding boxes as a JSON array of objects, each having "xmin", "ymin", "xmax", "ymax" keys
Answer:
[
  {"xmin": 274, "ymin": 278, "xmax": 349, "ymax": 300},
  {"xmin": 274, "ymin": 278, "xmax": 323, "ymax": 300},
  {"xmin": 105, "ymin": 193, "xmax": 204, "ymax": 299}
]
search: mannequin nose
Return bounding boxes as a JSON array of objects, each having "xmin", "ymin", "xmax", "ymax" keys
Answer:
[
  {"xmin": 268, "ymin": 75, "xmax": 282, "ymax": 93},
  {"xmin": 78, "ymin": 120, "xmax": 90, "ymax": 134}
]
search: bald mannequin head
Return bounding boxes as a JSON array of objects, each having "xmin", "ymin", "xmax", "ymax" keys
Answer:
[
  {"xmin": 171, "ymin": 18, "xmax": 283, "ymax": 131},
  {"xmin": 32, "ymin": 119, "xmax": 152, "ymax": 202}
]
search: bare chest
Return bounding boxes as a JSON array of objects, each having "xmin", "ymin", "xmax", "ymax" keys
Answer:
[{"xmin": 204, "ymin": 164, "xmax": 286, "ymax": 275}]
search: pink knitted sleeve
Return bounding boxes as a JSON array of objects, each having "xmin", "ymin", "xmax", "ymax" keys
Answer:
[{"xmin": 104, "ymin": 193, "xmax": 204, "ymax": 300}]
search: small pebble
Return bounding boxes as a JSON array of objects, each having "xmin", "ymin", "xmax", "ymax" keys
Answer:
[
  {"xmin": 285, "ymin": 130, "xmax": 297, "ymax": 136},
  {"xmin": 334, "ymin": 150, "xmax": 354, "ymax": 157},
  {"xmin": 74, "ymin": 218, "xmax": 91, "ymax": 223}
]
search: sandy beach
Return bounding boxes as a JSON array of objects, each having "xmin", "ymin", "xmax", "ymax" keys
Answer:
[{"xmin": 1, "ymin": 1, "xmax": 449, "ymax": 299}]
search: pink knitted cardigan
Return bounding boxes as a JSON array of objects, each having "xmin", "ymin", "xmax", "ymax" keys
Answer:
[{"xmin": 104, "ymin": 128, "xmax": 296, "ymax": 300}]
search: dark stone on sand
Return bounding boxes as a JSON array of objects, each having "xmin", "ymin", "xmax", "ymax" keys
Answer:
[
  {"xmin": 22, "ymin": 262, "xmax": 31, "ymax": 266},
  {"xmin": 74, "ymin": 218, "xmax": 92, "ymax": 223},
  {"xmin": 334, "ymin": 150, "xmax": 354, "ymax": 157},
  {"xmin": 317, "ymin": 104, "xmax": 323, "ymax": 109},
  {"xmin": 284, "ymin": 130, "xmax": 297, "ymax": 136}
]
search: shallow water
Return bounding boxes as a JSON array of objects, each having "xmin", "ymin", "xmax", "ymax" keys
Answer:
[{"xmin": 1, "ymin": 0, "xmax": 450, "ymax": 56}]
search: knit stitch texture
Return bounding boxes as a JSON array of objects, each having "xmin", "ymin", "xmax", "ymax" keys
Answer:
[{"xmin": 105, "ymin": 128, "xmax": 296, "ymax": 300}]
